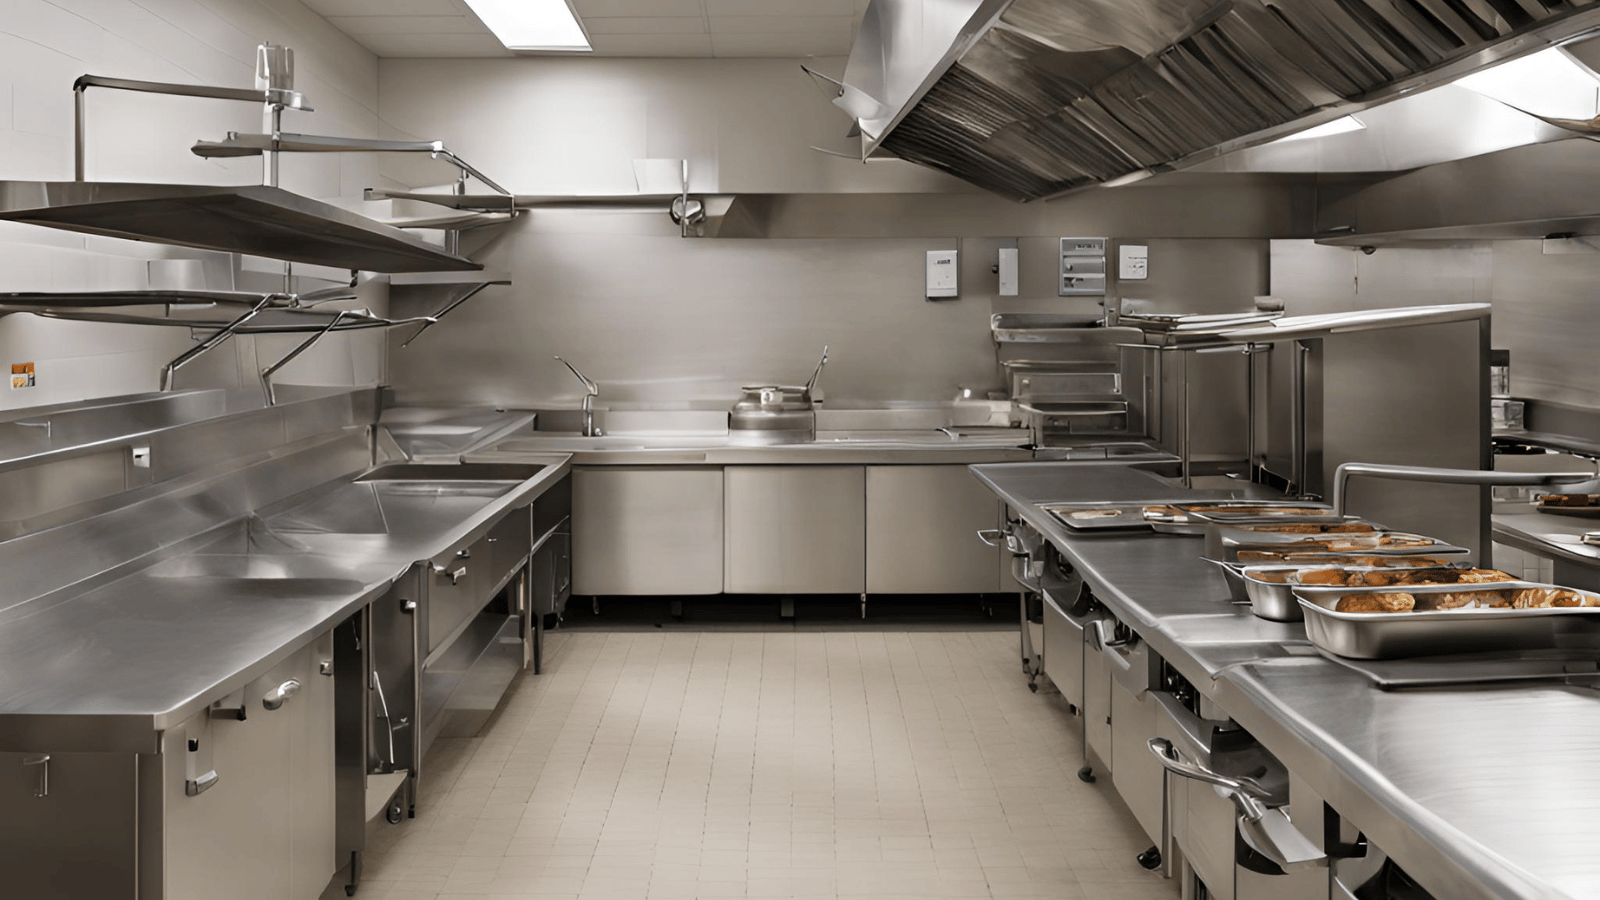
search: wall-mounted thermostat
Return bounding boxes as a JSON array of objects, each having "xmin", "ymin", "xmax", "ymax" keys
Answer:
[
  {"xmin": 1119, "ymin": 244, "xmax": 1149, "ymax": 280},
  {"xmin": 1059, "ymin": 237, "xmax": 1107, "ymax": 296},
  {"xmin": 926, "ymin": 249, "xmax": 959, "ymax": 299}
]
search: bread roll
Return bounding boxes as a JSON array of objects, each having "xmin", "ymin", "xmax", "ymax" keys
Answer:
[{"xmin": 1334, "ymin": 592, "xmax": 1415, "ymax": 613}]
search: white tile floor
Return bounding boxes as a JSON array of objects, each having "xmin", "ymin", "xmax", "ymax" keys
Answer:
[{"xmin": 328, "ymin": 630, "xmax": 1177, "ymax": 900}]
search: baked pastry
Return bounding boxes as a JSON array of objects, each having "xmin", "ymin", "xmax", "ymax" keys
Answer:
[
  {"xmin": 1334, "ymin": 592, "xmax": 1415, "ymax": 613},
  {"xmin": 1510, "ymin": 587, "xmax": 1593, "ymax": 608},
  {"xmin": 1412, "ymin": 590, "xmax": 1509, "ymax": 611}
]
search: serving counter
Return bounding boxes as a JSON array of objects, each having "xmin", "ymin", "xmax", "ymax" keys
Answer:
[{"xmin": 972, "ymin": 461, "xmax": 1600, "ymax": 900}]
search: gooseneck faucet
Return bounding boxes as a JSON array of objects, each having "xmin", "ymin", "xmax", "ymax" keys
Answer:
[{"xmin": 554, "ymin": 356, "xmax": 602, "ymax": 436}]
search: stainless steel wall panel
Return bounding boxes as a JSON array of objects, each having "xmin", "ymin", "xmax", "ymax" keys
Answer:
[
  {"xmin": 572, "ymin": 467, "xmax": 724, "ymax": 596},
  {"xmin": 865, "ymin": 465, "xmax": 1003, "ymax": 593},
  {"xmin": 725, "ymin": 466, "xmax": 865, "ymax": 594}
]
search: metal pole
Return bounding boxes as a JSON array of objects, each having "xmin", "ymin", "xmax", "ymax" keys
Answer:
[
  {"xmin": 1290, "ymin": 340, "xmax": 1309, "ymax": 496},
  {"xmin": 263, "ymin": 102, "xmax": 282, "ymax": 187},
  {"xmin": 1179, "ymin": 349, "xmax": 1191, "ymax": 489},
  {"xmin": 73, "ymin": 87, "xmax": 87, "ymax": 181},
  {"xmin": 1246, "ymin": 344, "xmax": 1258, "ymax": 481}
]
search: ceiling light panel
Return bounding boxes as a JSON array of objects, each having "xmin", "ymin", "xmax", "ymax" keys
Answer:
[
  {"xmin": 1271, "ymin": 116, "xmax": 1366, "ymax": 144},
  {"xmin": 463, "ymin": 0, "xmax": 592, "ymax": 51}
]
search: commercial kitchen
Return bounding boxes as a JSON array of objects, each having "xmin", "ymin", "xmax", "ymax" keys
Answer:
[{"xmin": 8, "ymin": 1, "xmax": 1600, "ymax": 899}]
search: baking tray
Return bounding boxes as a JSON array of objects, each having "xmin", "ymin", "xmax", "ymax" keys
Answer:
[
  {"xmin": 1145, "ymin": 500, "xmax": 1339, "ymax": 536},
  {"xmin": 1207, "ymin": 527, "xmax": 1458, "ymax": 562},
  {"xmin": 1294, "ymin": 582, "xmax": 1600, "ymax": 659},
  {"xmin": 1240, "ymin": 563, "xmax": 1507, "ymax": 624},
  {"xmin": 1317, "ymin": 648, "xmax": 1600, "ymax": 690},
  {"xmin": 1535, "ymin": 493, "xmax": 1600, "ymax": 517},
  {"xmin": 1040, "ymin": 501, "xmax": 1191, "ymax": 532}
]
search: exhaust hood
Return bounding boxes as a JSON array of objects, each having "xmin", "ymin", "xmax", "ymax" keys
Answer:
[{"xmin": 840, "ymin": 0, "xmax": 1600, "ymax": 202}]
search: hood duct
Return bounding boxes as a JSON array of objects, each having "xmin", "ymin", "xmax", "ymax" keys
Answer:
[{"xmin": 845, "ymin": 0, "xmax": 1600, "ymax": 202}]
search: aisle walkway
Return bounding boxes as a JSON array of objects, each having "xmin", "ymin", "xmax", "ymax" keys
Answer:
[{"xmin": 336, "ymin": 631, "xmax": 1175, "ymax": 900}]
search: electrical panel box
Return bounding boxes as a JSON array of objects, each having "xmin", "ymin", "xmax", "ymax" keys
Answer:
[
  {"xmin": 997, "ymin": 247, "xmax": 1019, "ymax": 296},
  {"xmin": 1060, "ymin": 237, "xmax": 1107, "ymax": 296},
  {"xmin": 926, "ymin": 249, "xmax": 959, "ymax": 299}
]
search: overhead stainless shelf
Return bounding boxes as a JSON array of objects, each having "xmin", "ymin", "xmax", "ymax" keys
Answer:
[{"xmin": 0, "ymin": 181, "xmax": 482, "ymax": 273}]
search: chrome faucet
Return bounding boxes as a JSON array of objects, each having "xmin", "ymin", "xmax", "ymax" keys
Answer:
[{"xmin": 554, "ymin": 356, "xmax": 602, "ymax": 436}]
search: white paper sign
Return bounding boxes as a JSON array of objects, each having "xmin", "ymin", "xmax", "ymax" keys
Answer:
[{"xmin": 1119, "ymin": 244, "xmax": 1149, "ymax": 280}]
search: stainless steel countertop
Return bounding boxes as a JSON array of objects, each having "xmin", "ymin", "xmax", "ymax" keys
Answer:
[
  {"xmin": 0, "ymin": 454, "xmax": 571, "ymax": 754},
  {"xmin": 1494, "ymin": 509, "xmax": 1600, "ymax": 568},
  {"xmin": 1218, "ymin": 659, "xmax": 1600, "ymax": 900},
  {"xmin": 970, "ymin": 462, "xmax": 1600, "ymax": 900}
]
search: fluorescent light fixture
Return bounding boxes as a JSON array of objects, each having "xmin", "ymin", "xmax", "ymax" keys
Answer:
[
  {"xmin": 1270, "ymin": 116, "xmax": 1366, "ymax": 144},
  {"xmin": 1456, "ymin": 47, "xmax": 1600, "ymax": 119},
  {"xmin": 463, "ymin": 0, "xmax": 591, "ymax": 51}
]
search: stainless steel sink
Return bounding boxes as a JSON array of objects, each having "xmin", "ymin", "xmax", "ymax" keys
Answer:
[{"xmin": 268, "ymin": 463, "xmax": 546, "ymax": 537}]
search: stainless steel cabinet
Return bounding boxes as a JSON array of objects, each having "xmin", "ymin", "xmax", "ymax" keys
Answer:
[
  {"xmin": 865, "ymin": 465, "xmax": 1003, "ymax": 593},
  {"xmin": 165, "ymin": 631, "xmax": 335, "ymax": 900},
  {"xmin": 725, "ymin": 466, "xmax": 865, "ymax": 594},
  {"xmin": 0, "ymin": 752, "xmax": 138, "ymax": 899},
  {"xmin": 1041, "ymin": 589, "xmax": 1084, "ymax": 711},
  {"xmin": 573, "ymin": 466, "xmax": 724, "ymax": 595}
]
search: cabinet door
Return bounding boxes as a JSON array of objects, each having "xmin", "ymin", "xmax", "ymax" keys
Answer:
[
  {"xmin": 289, "ymin": 631, "xmax": 337, "ymax": 900},
  {"xmin": 866, "ymin": 465, "xmax": 1003, "ymax": 593},
  {"xmin": 0, "ymin": 752, "xmax": 138, "ymax": 899},
  {"xmin": 573, "ymin": 466, "xmax": 724, "ymax": 595},
  {"xmin": 164, "ymin": 641, "xmax": 323, "ymax": 900},
  {"xmin": 725, "ymin": 466, "xmax": 865, "ymax": 594}
]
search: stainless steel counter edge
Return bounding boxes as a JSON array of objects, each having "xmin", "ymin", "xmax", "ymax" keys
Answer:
[
  {"xmin": 482, "ymin": 439, "xmax": 1037, "ymax": 465},
  {"xmin": 0, "ymin": 453, "xmax": 573, "ymax": 755},
  {"xmin": 1494, "ymin": 510, "xmax": 1600, "ymax": 569}
]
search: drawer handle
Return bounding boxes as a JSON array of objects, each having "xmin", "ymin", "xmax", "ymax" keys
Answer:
[
  {"xmin": 22, "ymin": 753, "xmax": 49, "ymax": 798},
  {"xmin": 262, "ymin": 679, "xmax": 301, "ymax": 711},
  {"xmin": 976, "ymin": 528, "xmax": 1004, "ymax": 547},
  {"xmin": 1148, "ymin": 738, "xmax": 1326, "ymax": 873},
  {"xmin": 456, "ymin": 548, "xmax": 472, "ymax": 559},
  {"xmin": 185, "ymin": 769, "xmax": 219, "ymax": 797},
  {"xmin": 433, "ymin": 564, "xmax": 467, "ymax": 585}
]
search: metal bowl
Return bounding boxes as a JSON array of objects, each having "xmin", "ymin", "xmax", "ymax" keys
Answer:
[{"xmin": 1239, "ymin": 566, "xmax": 1310, "ymax": 622}]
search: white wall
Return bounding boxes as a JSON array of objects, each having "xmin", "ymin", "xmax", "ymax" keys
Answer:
[
  {"xmin": 0, "ymin": 0, "xmax": 385, "ymax": 411},
  {"xmin": 376, "ymin": 57, "xmax": 972, "ymax": 196}
]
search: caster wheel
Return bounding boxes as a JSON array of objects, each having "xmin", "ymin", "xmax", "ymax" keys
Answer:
[
  {"xmin": 1077, "ymin": 765, "xmax": 1096, "ymax": 783},
  {"xmin": 1027, "ymin": 681, "xmax": 1039, "ymax": 693},
  {"xmin": 345, "ymin": 886, "xmax": 357, "ymax": 897},
  {"xmin": 1066, "ymin": 703, "xmax": 1079, "ymax": 716},
  {"xmin": 1136, "ymin": 846, "xmax": 1162, "ymax": 870},
  {"xmin": 386, "ymin": 804, "xmax": 403, "ymax": 825}
]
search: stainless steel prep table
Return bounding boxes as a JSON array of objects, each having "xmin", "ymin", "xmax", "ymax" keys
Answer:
[
  {"xmin": 972, "ymin": 461, "xmax": 1600, "ymax": 900},
  {"xmin": 0, "ymin": 454, "xmax": 571, "ymax": 754},
  {"xmin": 969, "ymin": 462, "xmax": 1310, "ymax": 691}
]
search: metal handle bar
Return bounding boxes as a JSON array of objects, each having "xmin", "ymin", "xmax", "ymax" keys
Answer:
[{"xmin": 1332, "ymin": 462, "xmax": 1597, "ymax": 515}]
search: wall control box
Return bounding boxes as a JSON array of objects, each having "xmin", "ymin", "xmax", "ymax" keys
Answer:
[
  {"xmin": 1059, "ymin": 237, "xmax": 1107, "ymax": 296},
  {"xmin": 997, "ymin": 247, "xmax": 1019, "ymax": 296},
  {"xmin": 926, "ymin": 249, "xmax": 959, "ymax": 299}
]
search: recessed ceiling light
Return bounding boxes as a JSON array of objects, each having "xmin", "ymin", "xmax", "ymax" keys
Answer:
[
  {"xmin": 1270, "ymin": 116, "xmax": 1366, "ymax": 144},
  {"xmin": 463, "ymin": 0, "xmax": 591, "ymax": 52},
  {"xmin": 1455, "ymin": 47, "xmax": 1600, "ymax": 119}
]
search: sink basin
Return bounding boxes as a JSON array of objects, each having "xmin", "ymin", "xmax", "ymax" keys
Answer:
[{"xmin": 267, "ymin": 463, "xmax": 545, "ymax": 537}]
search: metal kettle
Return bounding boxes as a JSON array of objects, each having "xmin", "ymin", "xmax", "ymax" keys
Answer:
[
  {"xmin": 729, "ymin": 346, "xmax": 828, "ymax": 445},
  {"xmin": 734, "ymin": 345, "xmax": 828, "ymax": 413}
]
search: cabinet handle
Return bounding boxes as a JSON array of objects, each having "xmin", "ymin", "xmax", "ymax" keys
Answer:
[
  {"xmin": 22, "ymin": 753, "xmax": 49, "ymax": 798},
  {"xmin": 262, "ymin": 679, "xmax": 301, "ymax": 711},
  {"xmin": 1147, "ymin": 738, "xmax": 1327, "ymax": 873},
  {"xmin": 433, "ymin": 563, "xmax": 467, "ymax": 585},
  {"xmin": 976, "ymin": 528, "xmax": 1004, "ymax": 547},
  {"xmin": 456, "ymin": 548, "xmax": 472, "ymax": 559},
  {"xmin": 185, "ymin": 769, "xmax": 218, "ymax": 797}
]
